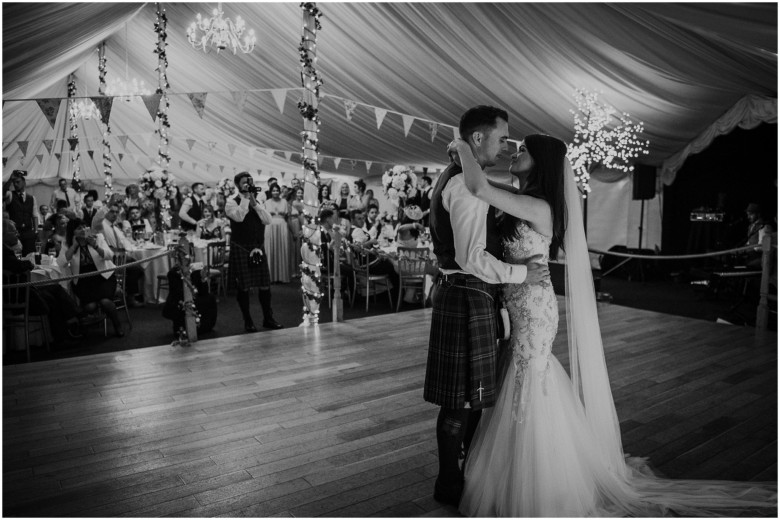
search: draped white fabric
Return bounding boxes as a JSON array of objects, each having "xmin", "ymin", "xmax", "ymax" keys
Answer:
[{"xmin": 2, "ymin": 3, "xmax": 776, "ymax": 189}]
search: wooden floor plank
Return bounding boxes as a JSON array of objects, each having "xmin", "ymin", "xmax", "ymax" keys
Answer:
[{"xmin": 4, "ymin": 303, "xmax": 776, "ymax": 516}]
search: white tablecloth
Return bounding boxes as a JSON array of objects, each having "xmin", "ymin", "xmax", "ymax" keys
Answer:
[{"xmin": 126, "ymin": 244, "xmax": 170, "ymax": 303}]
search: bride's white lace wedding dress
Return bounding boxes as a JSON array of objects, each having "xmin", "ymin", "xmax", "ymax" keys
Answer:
[{"xmin": 459, "ymin": 219, "xmax": 776, "ymax": 517}]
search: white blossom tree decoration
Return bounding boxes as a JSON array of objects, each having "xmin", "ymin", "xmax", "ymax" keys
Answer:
[{"xmin": 567, "ymin": 88, "xmax": 650, "ymax": 198}]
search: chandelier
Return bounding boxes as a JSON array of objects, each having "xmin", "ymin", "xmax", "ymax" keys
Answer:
[
  {"xmin": 105, "ymin": 77, "xmax": 151, "ymax": 101},
  {"xmin": 70, "ymin": 99, "xmax": 102, "ymax": 121},
  {"xmin": 187, "ymin": 2, "xmax": 256, "ymax": 54}
]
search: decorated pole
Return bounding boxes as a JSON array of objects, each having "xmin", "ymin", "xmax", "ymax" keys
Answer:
[
  {"xmin": 298, "ymin": 2, "xmax": 325, "ymax": 325},
  {"xmin": 66, "ymin": 74, "xmax": 82, "ymax": 189},
  {"xmin": 154, "ymin": 2, "xmax": 172, "ymax": 229},
  {"xmin": 97, "ymin": 42, "xmax": 114, "ymax": 201}
]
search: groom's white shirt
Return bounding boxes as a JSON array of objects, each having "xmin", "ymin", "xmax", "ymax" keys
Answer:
[{"xmin": 440, "ymin": 174, "xmax": 527, "ymax": 284}]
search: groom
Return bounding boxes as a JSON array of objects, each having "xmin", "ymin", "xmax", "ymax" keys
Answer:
[{"xmin": 424, "ymin": 105, "xmax": 548, "ymax": 507}]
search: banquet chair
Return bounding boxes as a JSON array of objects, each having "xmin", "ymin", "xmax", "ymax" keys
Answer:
[
  {"xmin": 205, "ymin": 241, "xmax": 228, "ymax": 297},
  {"xmin": 349, "ymin": 244, "xmax": 393, "ymax": 312},
  {"xmin": 395, "ymin": 247, "xmax": 431, "ymax": 312},
  {"xmin": 3, "ymin": 271, "xmax": 50, "ymax": 362},
  {"xmin": 105, "ymin": 247, "xmax": 132, "ymax": 336},
  {"xmin": 322, "ymin": 240, "xmax": 350, "ymax": 308},
  {"xmin": 157, "ymin": 242, "xmax": 192, "ymax": 301}
]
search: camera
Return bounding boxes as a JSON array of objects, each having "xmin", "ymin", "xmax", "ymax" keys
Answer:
[{"xmin": 247, "ymin": 184, "xmax": 258, "ymax": 195}]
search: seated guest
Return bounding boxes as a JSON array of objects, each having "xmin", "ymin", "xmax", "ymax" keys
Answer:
[
  {"xmin": 395, "ymin": 205, "xmax": 425, "ymax": 248},
  {"xmin": 45, "ymin": 212, "xmax": 69, "ymax": 257},
  {"xmin": 57, "ymin": 218, "xmax": 124, "ymax": 337},
  {"xmin": 319, "ymin": 207, "xmax": 353, "ymax": 290},
  {"xmin": 161, "ymin": 266, "xmax": 217, "ymax": 338},
  {"xmin": 86, "ymin": 189, "xmax": 103, "ymax": 209},
  {"xmin": 81, "ymin": 193, "xmax": 99, "ymax": 227},
  {"xmin": 123, "ymin": 184, "xmax": 144, "ymax": 215},
  {"xmin": 3, "ymin": 218, "xmax": 84, "ymax": 346},
  {"xmin": 98, "ymin": 202, "xmax": 146, "ymax": 306},
  {"xmin": 195, "ymin": 204, "xmax": 227, "ymax": 240},
  {"xmin": 348, "ymin": 209, "xmax": 399, "ymax": 298},
  {"xmin": 365, "ymin": 203, "xmax": 383, "ymax": 240},
  {"xmin": 122, "ymin": 206, "xmax": 153, "ymax": 239},
  {"xmin": 39, "ymin": 204, "xmax": 53, "ymax": 224}
]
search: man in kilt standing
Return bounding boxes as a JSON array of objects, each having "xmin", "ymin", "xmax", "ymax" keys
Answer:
[
  {"xmin": 425, "ymin": 106, "xmax": 547, "ymax": 506},
  {"xmin": 225, "ymin": 172, "xmax": 284, "ymax": 332}
]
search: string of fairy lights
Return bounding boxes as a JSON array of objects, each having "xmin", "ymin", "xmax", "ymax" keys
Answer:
[
  {"xmin": 67, "ymin": 77, "xmax": 82, "ymax": 189},
  {"xmin": 98, "ymin": 43, "xmax": 114, "ymax": 199},
  {"xmin": 298, "ymin": 2, "xmax": 324, "ymax": 325}
]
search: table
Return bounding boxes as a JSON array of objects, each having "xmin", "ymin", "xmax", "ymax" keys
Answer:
[{"xmin": 126, "ymin": 244, "xmax": 170, "ymax": 303}]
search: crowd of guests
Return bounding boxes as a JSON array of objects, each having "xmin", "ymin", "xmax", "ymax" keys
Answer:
[{"xmin": 2, "ymin": 169, "xmax": 435, "ymax": 352}]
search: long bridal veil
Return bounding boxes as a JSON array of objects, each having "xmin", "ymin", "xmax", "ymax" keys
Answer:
[{"xmin": 560, "ymin": 158, "xmax": 776, "ymax": 516}]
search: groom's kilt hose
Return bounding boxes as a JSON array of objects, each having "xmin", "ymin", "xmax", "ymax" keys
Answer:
[
  {"xmin": 228, "ymin": 242, "xmax": 271, "ymax": 288},
  {"xmin": 424, "ymin": 272, "xmax": 500, "ymax": 411}
]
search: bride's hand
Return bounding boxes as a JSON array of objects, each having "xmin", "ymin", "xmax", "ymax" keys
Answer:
[{"xmin": 447, "ymin": 138, "xmax": 470, "ymax": 166}]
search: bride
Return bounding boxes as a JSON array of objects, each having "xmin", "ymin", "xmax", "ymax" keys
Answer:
[{"xmin": 448, "ymin": 135, "xmax": 776, "ymax": 517}]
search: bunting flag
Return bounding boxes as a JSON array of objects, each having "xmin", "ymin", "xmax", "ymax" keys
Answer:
[
  {"xmin": 43, "ymin": 139, "xmax": 53, "ymax": 154},
  {"xmin": 67, "ymin": 138, "xmax": 79, "ymax": 151},
  {"xmin": 141, "ymin": 93, "xmax": 162, "ymax": 121},
  {"xmin": 333, "ymin": 157, "xmax": 342, "ymax": 169},
  {"xmin": 283, "ymin": 151, "xmax": 292, "ymax": 161},
  {"xmin": 375, "ymin": 107, "xmax": 387, "ymax": 129},
  {"xmin": 344, "ymin": 100, "xmax": 358, "ymax": 121},
  {"xmin": 54, "ymin": 153, "xmax": 61, "ymax": 161},
  {"xmin": 402, "ymin": 115, "xmax": 415, "ymax": 137},
  {"xmin": 208, "ymin": 141, "xmax": 217, "ymax": 152},
  {"xmin": 92, "ymin": 96, "xmax": 114, "ymax": 126},
  {"xmin": 35, "ymin": 154, "xmax": 43, "ymax": 164},
  {"xmin": 350, "ymin": 160, "xmax": 357, "ymax": 170},
  {"xmin": 256, "ymin": 169, "xmax": 262, "ymax": 176},
  {"xmin": 17, "ymin": 141, "xmax": 28, "ymax": 156},
  {"xmin": 429, "ymin": 122, "xmax": 439, "ymax": 142},
  {"xmin": 186, "ymin": 138, "xmax": 196, "ymax": 151},
  {"xmin": 2, "ymin": 158, "xmax": 6, "ymax": 167},
  {"xmin": 187, "ymin": 92, "xmax": 208, "ymax": 118},
  {"xmin": 231, "ymin": 90, "xmax": 248, "ymax": 112},
  {"xmin": 87, "ymin": 150, "xmax": 94, "ymax": 160},
  {"xmin": 117, "ymin": 135, "xmax": 129, "ymax": 149},
  {"xmin": 452, "ymin": 126, "xmax": 460, "ymax": 140},
  {"xmin": 36, "ymin": 99, "xmax": 60, "ymax": 129},
  {"xmin": 271, "ymin": 89, "xmax": 287, "ymax": 114},
  {"xmin": 117, "ymin": 152, "xmax": 124, "ymax": 162},
  {"xmin": 365, "ymin": 161, "xmax": 373, "ymax": 173},
  {"xmin": 228, "ymin": 143, "xmax": 236, "ymax": 156},
  {"xmin": 178, "ymin": 160, "xmax": 184, "ymax": 169},
  {"xmin": 219, "ymin": 165, "xmax": 224, "ymax": 173}
]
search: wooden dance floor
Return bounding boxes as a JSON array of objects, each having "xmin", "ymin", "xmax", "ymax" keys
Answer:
[{"xmin": 3, "ymin": 301, "xmax": 777, "ymax": 517}]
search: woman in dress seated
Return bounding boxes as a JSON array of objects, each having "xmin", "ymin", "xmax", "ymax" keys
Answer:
[
  {"xmin": 195, "ymin": 205, "xmax": 227, "ymax": 240},
  {"xmin": 395, "ymin": 205, "xmax": 425, "ymax": 248},
  {"xmin": 58, "ymin": 218, "xmax": 123, "ymax": 337}
]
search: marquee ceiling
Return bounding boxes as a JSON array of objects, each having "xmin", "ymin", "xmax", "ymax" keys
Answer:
[{"xmin": 2, "ymin": 2, "xmax": 777, "ymax": 186}]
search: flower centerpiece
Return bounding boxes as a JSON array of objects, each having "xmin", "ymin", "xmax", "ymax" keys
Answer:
[
  {"xmin": 382, "ymin": 165, "xmax": 418, "ymax": 207},
  {"xmin": 216, "ymin": 178, "xmax": 236, "ymax": 199},
  {"xmin": 139, "ymin": 165, "xmax": 177, "ymax": 230}
]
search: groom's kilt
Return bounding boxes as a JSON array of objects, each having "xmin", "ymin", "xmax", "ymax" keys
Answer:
[
  {"xmin": 424, "ymin": 274, "xmax": 500, "ymax": 411},
  {"xmin": 228, "ymin": 242, "xmax": 271, "ymax": 288}
]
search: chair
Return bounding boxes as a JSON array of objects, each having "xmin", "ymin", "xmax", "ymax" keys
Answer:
[
  {"xmin": 349, "ymin": 244, "xmax": 393, "ymax": 312},
  {"xmin": 395, "ymin": 247, "xmax": 432, "ymax": 312},
  {"xmin": 157, "ymin": 242, "xmax": 187, "ymax": 301},
  {"xmin": 3, "ymin": 271, "xmax": 50, "ymax": 362},
  {"xmin": 205, "ymin": 241, "xmax": 228, "ymax": 297},
  {"xmin": 105, "ymin": 247, "xmax": 132, "ymax": 336},
  {"xmin": 322, "ymin": 239, "xmax": 350, "ymax": 308}
]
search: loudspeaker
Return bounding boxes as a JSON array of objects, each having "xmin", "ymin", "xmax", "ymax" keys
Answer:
[{"xmin": 632, "ymin": 164, "xmax": 656, "ymax": 200}]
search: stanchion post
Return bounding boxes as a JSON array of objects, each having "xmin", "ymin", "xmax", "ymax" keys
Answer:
[
  {"xmin": 332, "ymin": 230, "xmax": 343, "ymax": 322},
  {"xmin": 755, "ymin": 234, "xmax": 773, "ymax": 333}
]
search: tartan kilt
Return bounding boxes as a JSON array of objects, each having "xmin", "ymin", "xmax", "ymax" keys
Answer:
[
  {"xmin": 424, "ymin": 274, "xmax": 501, "ymax": 410},
  {"xmin": 228, "ymin": 242, "xmax": 271, "ymax": 289}
]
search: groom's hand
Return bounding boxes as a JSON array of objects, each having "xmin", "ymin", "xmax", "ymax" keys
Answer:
[{"xmin": 525, "ymin": 261, "xmax": 550, "ymax": 285}]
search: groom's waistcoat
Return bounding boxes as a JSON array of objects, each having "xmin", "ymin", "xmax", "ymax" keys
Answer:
[{"xmin": 430, "ymin": 163, "xmax": 502, "ymax": 270}]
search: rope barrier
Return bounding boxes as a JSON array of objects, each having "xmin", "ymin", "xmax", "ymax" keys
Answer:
[
  {"xmin": 587, "ymin": 244, "xmax": 760, "ymax": 261},
  {"xmin": 4, "ymin": 249, "xmax": 174, "ymax": 289}
]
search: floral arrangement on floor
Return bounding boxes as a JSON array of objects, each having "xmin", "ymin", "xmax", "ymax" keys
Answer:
[{"xmin": 382, "ymin": 165, "xmax": 418, "ymax": 206}]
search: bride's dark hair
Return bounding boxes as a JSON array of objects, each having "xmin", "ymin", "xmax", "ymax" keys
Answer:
[{"xmin": 502, "ymin": 134, "xmax": 568, "ymax": 260}]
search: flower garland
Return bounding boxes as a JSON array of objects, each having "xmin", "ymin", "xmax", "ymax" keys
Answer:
[
  {"xmin": 170, "ymin": 237, "xmax": 201, "ymax": 347},
  {"xmin": 98, "ymin": 43, "xmax": 113, "ymax": 200},
  {"xmin": 66, "ymin": 76, "xmax": 82, "ymax": 188},
  {"xmin": 298, "ymin": 2, "xmax": 324, "ymax": 325},
  {"xmin": 382, "ymin": 165, "xmax": 418, "ymax": 206},
  {"xmin": 153, "ymin": 3, "xmax": 173, "ymax": 229}
]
